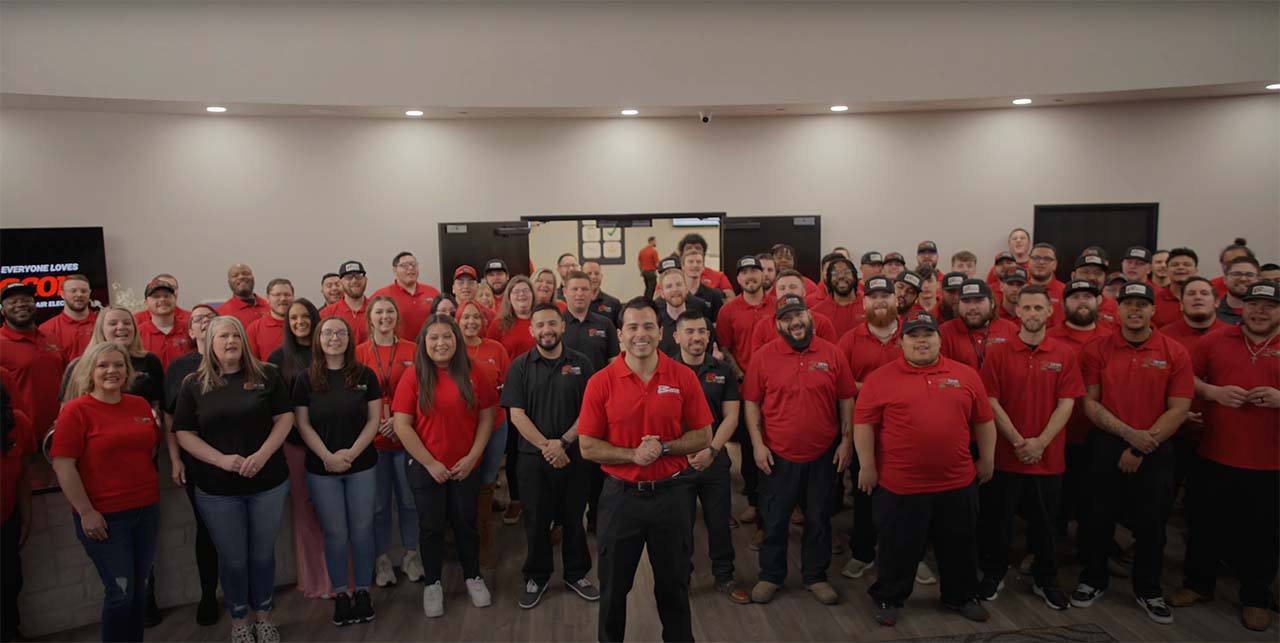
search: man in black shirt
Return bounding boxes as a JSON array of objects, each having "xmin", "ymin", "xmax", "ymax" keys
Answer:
[
  {"xmin": 562, "ymin": 270, "xmax": 620, "ymax": 373},
  {"xmin": 656, "ymin": 259, "xmax": 712, "ymax": 356},
  {"xmin": 501, "ymin": 303, "xmax": 599, "ymax": 609},
  {"xmin": 583, "ymin": 260, "xmax": 623, "ymax": 326},
  {"xmin": 672, "ymin": 309, "xmax": 751, "ymax": 605}
]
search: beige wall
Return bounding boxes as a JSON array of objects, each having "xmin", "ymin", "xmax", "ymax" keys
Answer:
[{"xmin": 1, "ymin": 95, "xmax": 1276, "ymax": 307}]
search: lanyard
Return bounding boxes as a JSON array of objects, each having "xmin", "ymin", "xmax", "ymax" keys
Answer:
[
  {"xmin": 371, "ymin": 341, "xmax": 399, "ymax": 420},
  {"xmin": 968, "ymin": 325, "xmax": 992, "ymax": 369}
]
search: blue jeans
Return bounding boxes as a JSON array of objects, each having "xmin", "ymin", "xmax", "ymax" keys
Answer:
[
  {"xmin": 74, "ymin": 503, "xmax": 159, "ymax": 643},
  {"xmin": 307, "ymin": 468, "xmax": 377, "ymax": 592},
  {"xmin": 195, "ymin": 481, "xmax": 290, "ymax": 619},
  {"xmin": 478, "ymin": 419, "xmax": 508, "ymax": 484},
  {"xmin": 373, "ymin": 449, "xmax": 418, "ymax": 556}
]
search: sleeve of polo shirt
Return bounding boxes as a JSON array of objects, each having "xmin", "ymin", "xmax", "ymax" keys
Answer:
[
  {"xmin": 473, "ymin": 365, "xmax": 499, "ymax": 410},
  {"xmin": 852, "ymin": 374, "xmax": 886, "ymax": 426},
  {"xmin": 680, "ymin": 367, "xmax": 714, "ymax": 430},
  {"xmin": 740, "ymin": 351, "xmax": 766, "ymax": 403},
  {"xmin": 968, "ymin": 373, "xmax": 995, "ymax": 424},
  {"xmin": 1166, "ymin": 342, "xmax": 1195, "ymax": 399},
  {"xmin": 605, "ymin": 321, "xmax": 620, "ymax": 359},
  {"xmin": 265, "ymin": 368, "xmax": 292, "ymax": 416},
  {"xmin": 979, "ymin": 346, "xmax": 1002, "ymax": 399},
  {"xmin": 498, "ymin": 356, "xmax": 527, "ymax": 410},
  {"xmin": 363, "ymin": 367, "xmax": 383, "ymax": 401},
  {"xmin": 1079, "ymin": 336, "xmax": 1105, "ymax": 388},
  {"xmin": 172, "ymin": 379, "xmax": 199, "ymax": 432},
  {"xmin": 391, "ymin": 368, "xmax": 419, "ymax": 416},
  {"xmin": 723, "ymin": 365, "xmax": 741, "ymax": 402},
  {"xmin": 832, "ymin": 348, "xmax": 857, "ymax": 400},
  {"xmin": 1058, "ymin": 349, "xmax": 1086, "ymax": 400},
  {"xmin": 1190, "ymin": 333, "xmax": 1215, "ymax": 381},
  {"xmin": 48, "ymin": 403, "xmax": 86, "ymax": 459},
  {"xmin": 575, "ymin": 376, "xmax": 608, "ymax": 439}
]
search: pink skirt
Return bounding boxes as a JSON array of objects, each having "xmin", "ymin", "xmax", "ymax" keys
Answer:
[{"xmin": 283, "ymin": 442, "xmax": 333, "ymax": 598}]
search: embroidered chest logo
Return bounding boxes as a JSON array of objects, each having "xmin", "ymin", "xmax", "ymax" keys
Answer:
[
  {"xmin": 134, "ymin": 416, "xmax": 153, "ymax": 424},
  {"xmin": 988, "ymin": 337, "xmax": 1007, "ymax": 345},
  {"xmin": 243, "ymin": 382, "xmax": 266, "ymax": 390},
  {"xmin": 704, "ymin": 373, "xmax": 726, "ymax": 385},
  {"xmin": 402, "ymin": 361, "xmax": 414, "ymax": 367},
  {"xmin": 561, "ymin": 365, "xmax": 582, "ymax": 376},
  {"xmin": 588, "ymin": 329, "xmax": 607, "ymax": 338},
  {"xmin": 1039, "ymin": 361, "xmax": 1063, "ymax": 372},
  {"xmin": 596, "ymin": 305, "xmax": 614, "ymax": 315},
  {"xmin": 356, "ymin": 384, "xmax": 368, "ymax": 391},
  {"xmin": 808, "ymin": 361, "xmax": 831, "ymax": 372},
  {"xmin": 44, "ymin": 344, "xmax": 59, "ymax": 352},
  {"xmin": 1140, "ymin": 358, "xmax": 1168, "ymax": 370},
  {"xmin": 656, "ymin": 385, "xmax": 681, "ymax": 395},
  {"xmin": 937, "ymin": 378, "xmax": 962, "ymax": 388}
]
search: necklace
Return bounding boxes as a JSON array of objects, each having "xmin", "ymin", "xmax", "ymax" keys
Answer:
[{"xmin": 1244, "ymin": 331, "xmax": 1278, "ymax": 364}]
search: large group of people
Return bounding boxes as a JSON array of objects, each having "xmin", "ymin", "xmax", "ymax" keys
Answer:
[{"xmin": 0, "ymin": 230, "xmax": 1276, "ymax": 642}]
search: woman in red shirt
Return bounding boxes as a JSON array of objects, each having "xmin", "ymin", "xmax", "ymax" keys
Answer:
[
  {"xmin": 458, "ymin": 300, "xmax": 512, "ymax": 566},
  {"xmin": 393, "ymin": 314, "xmax": 498, "ymax": 619},
  {"xmin": 51, "ymin": 342, "xmax": 161, "ymax": 642},
  {"xmin": 355, "ymin": 296, "xmax": 425, "ymax": 587}
]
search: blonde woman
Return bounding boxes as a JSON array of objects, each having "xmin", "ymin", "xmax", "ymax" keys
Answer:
[
  {"xmin": 173, "ymin": 317, "xmax": 293, "ymax": 643},
  {"xmin": 531, "ymin": 269, "xmax": 567, "ymax": 313}
]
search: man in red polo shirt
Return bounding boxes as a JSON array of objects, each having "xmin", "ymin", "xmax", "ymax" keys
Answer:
[
  {"xmin": 1120, "ymin": 246, "xmax": 1154, "ymax": 284},
  {"xmin": 320, "ymin": 272, "xmax": 343, "ymax": 307},
  {"xmin": 1072, "ymin": 254, "xmax": 1119, "ymax": 325},
  {"xmin": 985, "ymin": 251, "xmax": 1019, "ymax": 289},
  {"xmin": 244, "ymin": 278, "xmax": 294, "ymax": 360},
  {"xmin": 137, "ymin": 279, "xmax": 195, "ymax": 368},
  {"xmin": 995, "ymin": 267, "xmax": 1027, "ymax": 323},
  {"xmin": 743, "ymin": 294, "xmax": 855, "ymax": 606},
  {"xmin": 1026, "ymin": 244, "xmax": 1066, "ymax": 327},
  {"xmin": 941, "ymin": 279, "xmax": 1019, "ymax": 372},
  {"xmin": 1208, "ymin": 239, "xmax": 1253, "ymax": 300},
  {"xmin": 749, "ymin": 271, "xmax": 837, "ymax": 354},
  {"xmin": 1216, "ymin": 255, "xmax": 1260, "ymax": 325},
  {"xmin": 976, "ymin": 284, "xmax": 1083, "ymax": 610},
  {"xmin": 39, "ymin": 273, "xmax": 97, "ymax": 362},
  {"xmin": 836, "ymin": 276, "xmax": 902, "ymax": 580},
  {"xmin": 882, "ymin": 252, "xmax": 907, "ymax": 281},
  {"xmin": 1171, "ymin": 281, "xmax": 1279, "ymax": 631},
  {"xmin": 894, "ymin": 271, "xmax": 921, "ymax": 316},
  {"xmin": 677, "ymin": 234, "xmax": 733, "ymax": 298},
  {"xmin": 214, "ymin": 263, "xmax": 269, "ymax": 326},
  {"xmin": 860, "ymin": 252, "xmax": 885, "ymax": 280},
  {"xmin": 577, "ymin": 297, "xmax": 712, "ymax": 643},
  {"xmin": 320, "ymin": 260, "xmax": 371, "ymax": 345},
  {"xmin": 854, "ymin": 310, "xmax": 996, "ymax": 626},
  {"xmin": 771, "ymin": 244, "xmax": 820, "ymax": 297},
  {"xmin": 0, "ymin": 283, "xmax": 64, "ymax": 440},
  {"xmin": 638, "ymin": 236, "xmax": 660, "ymax": 299},
  {"xmin": 373, "ymin": 252, "xmax": 440, "ymax": 341},
  {"xmin": 1152, "ymin": 248, "xmax": 1200, "ymax": 328},
  {"xmin": 807, "ymin": 255, "xmax": 863, "ymax": 339},
  {"xmin": 939, "ymin": 272, "xmax": 966, "ymax": 322},
  {"xmin": 1069, "ymin": 281, "xmax": 1192, "ymax": 625},
  {"xmin": 134, "ymin": 273, "xmax": 191, "ymax": 327}
]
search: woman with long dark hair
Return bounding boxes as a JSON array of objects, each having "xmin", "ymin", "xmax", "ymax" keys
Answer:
[{"xmin": 393, "ymin": 314, "xmax": 498, "ymax": 618}]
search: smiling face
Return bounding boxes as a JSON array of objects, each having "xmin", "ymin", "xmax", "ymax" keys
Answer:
[
  {"xmin": 507, "ymin": 281, "xmax": 533, "ymax": 315},
  {"xmin": 829, "ymin": 263, "xmax": 856, "ymax": 297},
  {"xmin": 619, "ymin": 306, "xmax": 660, "ymax": 358},
  {"xmin": 903, "ymin": 328, "xmax": 941, "ymax": 366},
  {"xmin": 1167, "ymin": 255, "xmax": 1197, "ymax": 285},
  {"xmin": 227, "ymin": 263, "xmax": 255, "ymax": 297},
  {"xmin": 322, "ymin": 275, "xmax": 343, "ymax": 305},
  {"xmin": 775, "ymin": 309, "xmax": 814, "ymax": 348},
  {"xmin": 458, "ymin": 302, "xmax": 486, "ymax": 339},
  {"xmin": 1029, "ymin": 248, "xmax": 1057, "ymax": 282},
  {"xmin": 737, "ymin": 267, "xmax": 762, "ymax": 295},
  {"xmin": 341, "ymin": 272, "xmax": 368, "ymax": 299},
  {"xmin": 452, "ymin": 276, "xmax": 477, "ymax": 303},
  {"xmin": 2, "ymin": 293, "xmax": 36, "ymax": 328},
  {"xmin": 287, "ymin": 302, "xmax": 312, "ymax": 341},
  {"xmin": 557, "ymin": 255, "xmax": 580, "ymax": 280},
  {"xmin": 864, "ymin": 291, "xmax": 898, "ymax": 327},
  {"xmin": 146, "ymin": 289, "xmax": 175, "ymax": 316},
  {"xmin": 1008, "ymin": 229, "xmax": 1030, "ymax": 256},
  {"xmin": 675, "ymin": 316, "xmax": 711, "ymax": 357},
  {"xmin": 484, "ymin": 270, "xmax": 509, "ymax": 295},
  {"xmin": 318, "ymin": 318, "xmax": 350, "ymax": 357},
  {"xmin": 533, "ymin": 272, "xmax": 557, "ymax": 303},
  {"xmin": 1225, "ymin": 262, "xmax": 1260, "ymax": 298},
  {"xmin": 91, "ymin": 348, "xmax": 129, "ymax": 395},
  {"xmin": 394, "ymin": 255, "xmax": 420, "ymax": 286},
  {"xmin": 101, "ymin": 308, "xmax": 136, "ymax": 348},
  {"xmin": 61, "ymin": 278, "xmax": 91, "ymax": 313},
  {"xmin": 1243, "ymin": 299, "xmax": 1280, "ymax": 337},
  {"xmin": 267, "ymin": 282, "xmax": 295, "ymax": 319},
  {"xmin": 530, "ymin": 308, "xmax": 564, "ymax": 352},
  {"xmin": 661, "ymin": 271, "xmax": 688, "ymax": 307},
  {"xmin": 423, "ymin": 322, "xmax": 458, "ymax": 366},
  {"xmin": 369, "ymin": 300, "xmax": 399, "ymax": 336},
  {"xmin": 1117, "ymin": 297, "xmax": 1154, "ymax": 333}
]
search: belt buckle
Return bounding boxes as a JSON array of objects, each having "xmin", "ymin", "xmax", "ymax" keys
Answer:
[{"xmin": 637, "ymin": 480, "xmax": 656, "ymax": 492}]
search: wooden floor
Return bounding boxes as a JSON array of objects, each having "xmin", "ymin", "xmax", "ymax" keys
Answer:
[{"xmin": 39, "ymin": 449, "xmax": 1276, "ymax": 642}]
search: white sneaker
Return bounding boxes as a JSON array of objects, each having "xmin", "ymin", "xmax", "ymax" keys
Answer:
[
  {"xmin": 915, "ymin": 561, "xmax": 937, "ymax": 585},
  {"xmin": 374, "ymin": 554, "xmax": 396, "ymax": 587},
  {"xmin": 253, "ymin": 620, "xmax": 280, "ymax": 643},
  {"xmin": 423, "ymin": 581, "xmax": 444, "ymax": 618},
  {"xmin": 466, "ymin": 576, "xmax": 492, "ymax": 608},
  {"xmin": 402, "ymin": 550, "xmax": 425, "ymax": 583},
  {"xmin": 841, "ymin": 558, "xmax": 875, "ymax": 579}
]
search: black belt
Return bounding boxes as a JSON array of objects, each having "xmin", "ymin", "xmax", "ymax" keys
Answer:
[{"xmin": 607, "ymin": 469, "xmax": 690, "ymax": 492}]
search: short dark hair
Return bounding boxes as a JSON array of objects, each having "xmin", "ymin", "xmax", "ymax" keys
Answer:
[
  {"xmin": 1167, "ymin": 247, "xmax": 1199, "ymax": 265},
  {"xmin": 1228, "ymin": 255, "xmax": 1261, "ymax": 271},
  {"xmin": 647, "ymin": 236, "xmax": 656, "ymax": 243},
  {"xmin": 1181, "ymin": 276, "xmax": 1214, "ymax": 292},
  {"xmin": 1219, "ymin": 238, "xmax": 1254, "ymax": 263},
  {"xmin": 678, "ymin": 233, "xmax": 709, "ymax": 254},
  {"xmin": 556, "ymin": 253, "xmax": 577, "ymax": 266},
  {"xmin": 62, "ymin": 273, "xmax": 91, "ymax": 287},
  {"xmin": 1261, "ymin": 263, "xmax": 1279, "ymax": 272},
  {"xmin": 321, "ymin": 272, "xmax": 340, "ymax": 283},
  {"xmin": 755, "ymin": 252, "xmax": 775, "ymax": 264},
  {"xmin": 675, "ymin": 307, "xmax": 708, "ymax": 329},
  {"xmin": 530, "ymin": 302, "xmax": 562, "ymax": 317},
  {"xmin": 776, "ymin": 269, "xmax": 805, "ymax": 284},
  {"xmin": 619, "ymin": 296, "xmax": 661, "ymax": 325},
  {"xmin": 951, "ymin": 250, "xmax": 977, "ymax": 264},
  {"xmin": 1017, "ymin": 284, "xmax": 1051, "ymax": 303},
  {"xmin": 265, "ymin": 278, "xmax": 294, "ymax": 294},
  {"xmin": 1030, "ymin": 242, "xmax": 1057, "ymax": 258},
  {"xmin": 564, "ymin": 270, "xmax": 591, "ymax": 285},
  {"xmin": 1009, "ymin": 227, "xmax": 1030, "ymax": 240},
  {"xmin": 392, "ymin": 251, "xmax": 415, "ymax": 267},
  {"xmin": 820, "ymin": 252, "xmax": 843, "ymax": 266}
]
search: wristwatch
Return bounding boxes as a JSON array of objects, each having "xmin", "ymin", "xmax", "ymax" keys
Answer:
[
  {"xmin": 559, "ymin": 437, "xmax": 572, "ymax": 450},
  {"xmin": 661, "ymin": 441, "xmax": 672, "ymax": 456}
]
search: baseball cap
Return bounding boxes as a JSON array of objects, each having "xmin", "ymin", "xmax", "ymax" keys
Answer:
[
  {"xmin": 993, "ymin": 251, "xmax": 1016, "ymax": 265},
  {"xmin": 145, "ymin": 279, "xmax": 175, "ymax": 298},
  {"xmin": 860, "ymin": 251, "xmax": 884, "ymax": 266},
  {"xmin": 942, "ymin": 272, "xmax": 967, "ymax": 291},
  {"xmin": 1123, "ymin": 246, "xmax": 1152, "ymax": 263},
  {"xmin": 1242, "ymin": 280, "xmax": 1279, "ymax": 303},
  {"xmin": 902, "ymin": 310, "xmax": 939, "ymax": 334},
  {"xmin": 863, "ymin": 276, "xmax": 894, "ymax": 295},
  {"xmin": 897, "ymin": 271, "xmax": 923, "ymax": 292},
  {"xmin": 737, "ymin": 255, "xmax": 762, "ymax": 271},
  {"xmin": 1074, "ymin": 254, "xmax": 1107, "ymax": 270},
  {"xmin": 883, "ymin": 252, "xmax": 907, "ymax": 266},
  {"xmin": 957, "ymin": 279, "xmax": 992, "ymax": 300},
  {"xmin": 1001, "ymin": 266, "xmax": 1029, "ymax": 284},
  {"xmin": 483, "ymin": 259, "xmax": 508, "ymax": 274},
  {"xmin": 774, "ymin": 294, "xmax": 807, "ymax": 319},
  {"xmin": 1117, "ymin": 281, "xmax": 1155, "ymax": 303},
  {"xmin": 453, "ymin": 265, "xmax": 478, "ymax": 281},
  {"xmin": 917, "ymin": 240, "xmax": 938, "ymax": 254},
  {"xmin": 338, "ymin": 260, "xmax": 366, "ymax": 277},
  {"xmin": 658, "ymin": 256, "xmax": 680, "ymax": 273},
  {"xmin": 1, "ymin": 282, "xmax": 36, "ymax": 302},
  {"xmin": 1063, "ymin": 279, "xmax": 1100, "ymax": 298},
  {"xmin": 1105, "ymin": 271, "xmax": 1126, "ymax": 286}
]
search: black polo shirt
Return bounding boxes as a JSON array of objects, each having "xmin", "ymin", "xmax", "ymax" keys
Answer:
[
  {"xmin": 591, "ymin": 291, "xmax": 623, "ymax": 326},
  {"xmin": 562, "ymin": 310, "xmax": 619, "ymax": 373},
  {"xmin": 695, "ymin": 284, "xmax": 726, "ymax": 322},
  {"xmin": 675, "ymin": 354, "xmax": 739, "ymax": 429},
  {"xmin": 658, "ymin": 296, "xmax": 717, "ymax": 357},
  {"xmin": 500, "ymin": 346, "xmax": 595, "ymax": 454}
]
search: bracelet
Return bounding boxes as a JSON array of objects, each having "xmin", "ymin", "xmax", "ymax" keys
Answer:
[
  {"xmin": 1128, "ymin": 447, "xmax": 1145, "ymax": 458},
  {"xmin": 708, "ymin": 445, "xmax": 720, "ymax": 457}
]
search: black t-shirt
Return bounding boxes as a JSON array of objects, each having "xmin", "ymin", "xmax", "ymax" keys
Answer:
[
  {"xmin": 164, "ymin": 352, "xmax": 202, "ymax": 415},
  {"xmin": 695, "ymin": 284, "xmax": 725, "ymax": 322},
  {"xmin": 173, "ymin": 366, "xmax": 292, "ymax": 496},
  {"xmin": 591, "ymin": 291, "xmax": 623, "ymax": 326},
  {"xmin": 675, "ymin": 354, "xmax": 739, "ymax": 429},
  {"xmin": 292, "ymin": 366, "xmax": 381, "ymax": 476},
  {"xmin": 269, "ymin": 345, "xmax": 312, "ymax": 445},
  {"xmin": 60, "ymin": 352, "xmax": 165, "ymax": 407},
  {"xmin": 500, "ymin": 347, "xmax": 595, "ymax": 454},
  {"xmin": 658, "ymin": 297, "xmax": 717, "ymax": 358},
  {"xmin": 562, "ymin": 311, "xmax": 620, "ymax": 373}
]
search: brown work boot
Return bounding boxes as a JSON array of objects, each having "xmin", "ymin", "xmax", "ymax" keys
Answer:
[
  {"xmin": 1242, "ymin": 607, "xmax": 1270, "ymax": 632},
  {"xmin": 477, "ymin": 483, "xmax": 497, "ymax": 568},
  {"xmin": 750, "ymin": 581, "xmax": 780, "ymax": 604},
  {"xmin": 735, "ymin": 506, "xmax": 757, "ymax": 524},
  {"xmin": 748, "ymin": 529, "xmax": 764, "ymax": 551},
  {"xmin": 1167, "ymin": 587, "xmax": 1211, "ymax": 607},
  {"xmin": 807, "ymin": 582, "xmax": 840, "ymax": 605}
]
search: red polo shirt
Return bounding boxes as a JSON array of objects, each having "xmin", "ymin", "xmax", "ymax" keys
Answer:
[
  {"xmin": 1160, "ymin": 317, "xmax": 1229, "ymax": 420},
  {"xmin": 39, "ymin": 310, "xmax": 98, "ymax": 363},
  {"xmin": 372, "ymin": 281, "xmax": 441, "ymax": 342},
  {"xmin": 749, "ymin": 312, "xmax": 838, "ymax": 357},
  {"xmin": 1151, "ymin": 287, "xmax": 1184, "ymax": 328},
  {"xmin": 320, "ymin": 298, "xmax": 370, "ymax": 346},
  {"xmin": 939, "ymin": 317, "xmax": 1020, "ymax": 372},
  {"xmin": 1192, "ymin": 327, "xmax": 1278, "ymax": 470},
  {"xmin": 855, "ymin": 356, "xmax": 994, "ymax": 495},
  {"xmin": 1209, "ymin": 276, "xmax": 1228, "ymax": 300},
  {"xmin": 1080, "ymin": 330, "xmax": 1194, "ymax": 431},
  {"xmin": 1097, "ymin": 298, "xmax": 1120, "ymax": 326},
  {"xmin": 577, "ymin": 353, "xmax": 714, "ymax": 483},
  {"xmin": 391, "ymin": 364, "xmax": 498, "ymax": 469},
  {"xmin": 215, "ymin": 295, "xmax": 270, "ymax": 328},
  {"xmin": 742, "ymin": 337, "xmax": 856, "ymax": 463},
  {"xmin": 699, "ymin": 268, "xmax": 732, "ymax": 292},
  {"xmin": 487, "ymin": 317, "xmax": 535, "ymax": 360},
  {"xmin": 986, "ymin": 261, "xmax": 1029, "ymax": 288},
  {"xmin": 0, "ymin": 377, "xmax": 32, "ymax": 522},
  {"xmin": 466, "ymin": 339, "xmax": 511, "ymax": 430},
  {"xmin": 356, "ymin": 339, "xmax": 417, "ymax": 451},
  {"xmin": 715, "ymin": 295, "xmax": 772, "ymax": 372},
  {"xmin": 1048, "ymin": 323, "xmax": 1116, "ymax": 444},
  {"xmin": 807, "ymin": 295, "xmax": 865, "ymax": 340},
  {"xmin": 980, "ymin": 336, "xmax": 1085, "ymax": 475},
  {"xmin": 50, "ymin": 394, "xmax": 160, "ymax": 514},
  {"xmin": 638, "ymin": 246, "xmax": 660, "ymax": 272},
  {"xmin": 0, "ymin": 326, "xmax": 65, "ymax": 439},
  {"xmin": 137, "ymin": 320, "xmax": 195, "ymax": 369},
  {"xmin": 245, "ymin": 316, "xmax": 287, "ymax": 361},
  {"xmin": 135, "ymin": 307, "xmax": 191, "ymax": 328},
  {"xmin": 837, "ymin": 323, "xmax": 903, "ymax": 384}
]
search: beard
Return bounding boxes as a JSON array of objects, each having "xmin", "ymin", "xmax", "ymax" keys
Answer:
[
  {"xmin": 781, "ymin": 323, "xmax": 814, "ymax": 351},
  {"xmin": 1066, "ymin": 306, "xmax": 1098, "ymax": 327},
  {"xmin": 866, "ymin": 306, "xmax": 896, "ymax": 328},
  {"xmin": 1184, "ymin": 309, "xmax": 1215, "ymax": 324},
  {"xmin": 962, "ymin": 308, "xmax": 992, "ymax": 329},
  {"xmin": 536, "ymin": 334, "xmax": 561, "ymax": 351},
  {"xmin": 832, "ymin": 280, "xmax": 855, "ymax": 297},
  {"xmin": 939, "ymin": 300, "xmax": 956, "ymax": 321}
]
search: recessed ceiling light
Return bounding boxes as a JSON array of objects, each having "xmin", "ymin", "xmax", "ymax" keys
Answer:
[
  {"xmin": 1267, "ymin": 83, "xmax": 1280, "ymax": 90},
  {"xmin": 205, "ymin": 106, "xmax": 227, "ymax": 113},
  {"xmin": 829, "ymin": 105, "xmax": 849, "ymax": 112},
  {"xmin": 1011, "ymin": 98, "xmax": 1033, "ymax": 105},
  {"xmin": 404, "ymin": 110, "xmax": 424, "ymax": 117},
  {"xmin": 620, "ymin": 109, "xmax": 639, "ymax": 116}
]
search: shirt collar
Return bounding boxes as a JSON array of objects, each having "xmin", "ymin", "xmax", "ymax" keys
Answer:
[{"xmin": 896, "ymin": 354, "xmax": 950, "ymax": 375}]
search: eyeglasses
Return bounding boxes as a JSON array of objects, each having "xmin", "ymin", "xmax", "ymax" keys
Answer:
[
  {"xmin": 320, "ymin": 330, "xmax": 349, "ymax": 339},
  {"xmin": 1227, "ymin": 271, "xmax": 1259, "ymax": 280},
  {"xmin": 190, "ymin": 314, "xmax": 216, "ymax": 324},
  {"xmin": 1030, "ymin": 255, "xmax": 1056, "ymax": 263},
  {"xmin": 396, "ymin": 261, "xmax": 419, "ymax": 269}
]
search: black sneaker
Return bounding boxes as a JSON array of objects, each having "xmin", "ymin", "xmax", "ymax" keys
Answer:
[
  {"xmin": 332, "ymin": 593, "xmax": 353, "ymax": 626},
  {"xmin": 943, "ymin": 598, "xmax": 990, "ymax": 622},
  {"xmin": 1034, "ymin": 584, "xmax": 1070, "ymax": 611},
  {"xmin": 565, "ymin": 577, "xmax": 601, "ymax": 602},
  {"xmin": 519, "ymin": 579, "xmax": 548, "ymax": 609},
  {"xmin": 352, "ymin": 589, "xmax": 375, "ymax": 624},
  {"xmin": 976, "ymin": 576, "xmax": 1004, "ymax": 601},
  {"xmin": 145, "ymin": 593, "xmax": 162, "ymax": 628},
  {"xmin": 1137, "ymin": 596, "xmax": 1174, "ymax": 624},
  {"xmin": 1070, "ymin": 583, "xmax": 1106, "ymax": 608},
  {"xmin": 873, "ymin": 601, "xmax": 899, "ymax": 627},
  {"xmin": 196, "ymin": 594, "xmax": 220, "ymax": 626}
]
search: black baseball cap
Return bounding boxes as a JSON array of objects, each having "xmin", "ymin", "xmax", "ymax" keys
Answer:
[
  {"xmin": 658, "ymin": 256, "xmax": 680, "ymax": 273},
  {"xmin": 1105, "ymin": 271, "xmax": 1126, "ymax": 285},
  {"xmin": 1063, "ymin": 279, "xmax": 1100, "ymax": 298},
  {"xmin": 917, "ymin": 240, "xmax": 938, "ymax": 254},
  {"xmin": 145, "ymin": 279, "xmax": 175, "ymax": 298},
  {"xmin": 737, "ymin": 255, "xmax": 762, "ymax": 271},
  {"xmin": 1082, "ymin": 246, "xmax": 1108, "ymax": 261},
  {"xmin": 1123, "ymin": 246, "xmax": 1152, "ymax": 263},
  {"xmin": 1001, "ymin": 266, "xmax": 1029, "ymax": 284},
  {"xmin": 860, "ymin": 251, "xmax": 884, "ymax": 266},
  {"xmin": 958, "ymin": 279, "xmax": 992, "ymax": 300},
  {"xmin": 993, "ymin": 251, "xmax": 1016, "ymax": 265},
  {"xmin": 902, "ymin": 310, "xmax": 939, "ymax": 334},
  {"xmin": 942, "ymin": 272, "xmax": 967, "ymax": 291},
  {"xmin": 897, "ymin": 271, "xmax": 922, "ymax": 292},
  {"xmin": 483, "ymin": 259, "xmax": 508, "ymax": 274},
  {"xmin": 1243, "ymin": 280, "xmax": 1279, "ymax": 303},
  {"xmin": 863, "ymin": 276, "xmax": 894, "ymax": 295},
  {"xmin": 1117, "ymin": 281, "xmax": 1156, "ymax": 303},
  {"xmin": 775, "ymin": 294, "xmax": 807, "ymax": 319},
  {"xmin": 1, "ymin": 282, "xmax": 36, "ymax": 301},
  {"xmin": 883, "ymin": 252, "xmax": 907, "ymax": 266},
  {"xmin": 338, "ymin": 260, "xmax": 366, "ymax": 277},
  {"xmin": 1074, "ymin": 254, "xmax": 1107, "ymax": 270}
]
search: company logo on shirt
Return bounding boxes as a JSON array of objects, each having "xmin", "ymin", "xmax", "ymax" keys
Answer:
[
  {"xmin": 808, "ymin": 361, "xmax": 831, "ymax": 372},
  {"xmin": 1039, "ymin": 361, "xmax": 1063, "ymax": 372},
  {"xmin": 561, "ymin": 365, "xmax": 582, "ymax": 376},
  {"xmin": 1141, "ymin": 358, "xmax": 1168, "ymax": 370},
  {"xmin": 656, "ymin": 385, "xmax": 681, "ymax": 395},
  {"xmin": 588, "ymin": 329, "xmax": 607, "ymax": 338},
  {"xmin": 704, "ymin": 373, "xmax": 726, "ymax": 385},
  {"xmin": 938, "ymin": 378, "xmax": 961, "ymax": 388},
  {"xmin": 43, "ymin": 343, "xmax": 59, "ymax": 352},
  {"xmin": 988, "ymin": 337, "xmax": 1007, "ymax": 344},
  {"xmin": 243, "ymin": 382, "xmax": 266, "ymax": 390},
  {"xmin": 356, "ymin": 384, "xmax": 368, "ymax": 391},
  {"xmin": 402, "ymin": 361, "xmax": 414, "ymax": 367},
  {"xmin": 596, "ymin": 304, "xmax": 615, "ymax": 314},
  {"xmin": 134, "ymin": 416, "xmax": 153, "ymax": 424}
]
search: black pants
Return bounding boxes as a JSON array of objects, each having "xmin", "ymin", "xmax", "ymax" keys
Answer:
[
  {"xmin": 690, "ymin": 449, "xmax": 735, "ymax": 582},
  {"xmin": 597, "ymin": 476, "xmax": 694, "ymax": 643},
  {"xmin": 1182, "ymin": 457, "xmax": 1279, "ymax": 608},
  {"xmin": 1170, "ymin": 427, "xmax": 1197, "ymax": 502},
  {"xmin": 1077, "ymin": 432, "xmax": 1173, "ymax": 599},
  {"xmin": 505, "ymin": 424, "xmax": 521, "ymax": 503},
  {"xmin": 733, "ymin": 427, "xmax": 760, "ymax": 514},
  {"xmin": 845, "ymin": 456, "xmax": 877, "ymax": 565},
  {"xmin": 184, "ymin": 482, "xmax": 220, "ymax": 600},
  {"xmin": 407, "ymin": 458, "xmax": 481, "ymax": 583},
  {"xmin": 978, "ymin": 471, "xmax": 1062, "ymax": 587},
  {"xmin": 587, "ymin": 462, "xmax": 604, "ymax": 527},
  {"xmin": 758, "ymin": 446, "xmax": 836, "ymax": 585},
  {"xmin": 869, "ymin": 483, "xmax": 979, "ymax": 607},
  {"xmin": 519, "ymin": 452, "xmax": 591, "ymax": 584},
  {"xmin": 1059, "ymin": 442, "xmax": 1087, "ymax": 535},
  {"xmin": 1, "ymin": 512, "xmax": 22, "ymax": 642},
  {"xmin": 641, "ymin": 271, "xmax": 657, "ymax": 302}
]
